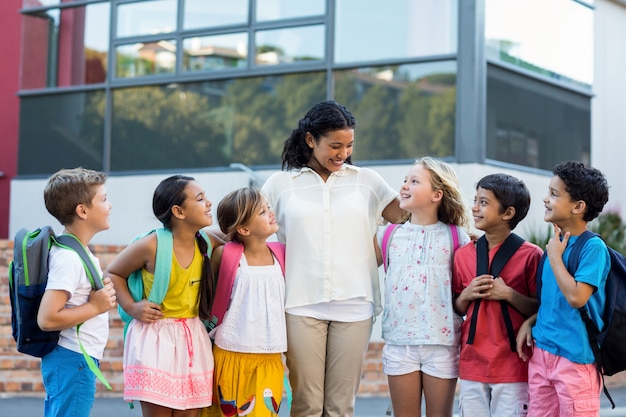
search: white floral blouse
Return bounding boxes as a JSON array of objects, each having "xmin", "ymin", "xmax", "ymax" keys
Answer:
[{"xmin": 378, "ymin": 221, "xmax": 470, "ymax": 346}]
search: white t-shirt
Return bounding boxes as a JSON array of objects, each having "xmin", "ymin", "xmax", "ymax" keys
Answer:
[
  {"xmin": 45, "ymin": 245, "xmax": 109, "ymax": 359},
  {"xmin": 262, "ymin": 164, "xmax": 397, "ymax": 320}
]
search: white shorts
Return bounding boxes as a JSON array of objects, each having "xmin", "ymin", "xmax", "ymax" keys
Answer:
[
  {"xmin": 459, "ymin": 379, "xmax": 529, "ymax": 417},
  {"xmin": 382, "ymin": 344, "xmax": 459, "ymax": 379}
]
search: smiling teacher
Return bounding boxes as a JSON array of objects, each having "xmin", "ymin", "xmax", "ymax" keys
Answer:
[{"xmin": 262, "ymin": 100, "xmax": 404, "ymax": 417}]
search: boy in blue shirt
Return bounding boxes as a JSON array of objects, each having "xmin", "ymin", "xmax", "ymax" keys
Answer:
[{"xmin": 517, "ymin": 161, "xmax": 610, "ymax": 416}]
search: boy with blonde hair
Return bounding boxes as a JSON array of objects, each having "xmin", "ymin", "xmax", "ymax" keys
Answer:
[{"xmin": 38, "ymin": 167, "xmax": 117, "ymax": 417}]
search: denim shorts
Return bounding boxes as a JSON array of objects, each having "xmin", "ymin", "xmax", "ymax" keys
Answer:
[{"xmin": 41, "ymin": 345, "xmax": 97, "ymax": 417}]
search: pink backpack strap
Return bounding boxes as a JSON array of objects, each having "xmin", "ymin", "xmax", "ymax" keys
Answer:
[
  {"xmin": 450, "ymin": 224, "xmax": 460, "ymax": 252},
  {"xmin": 267, "ymin": 241, "xmax": 286, "ymax": 277},
  {"xmin": 207, "ymin": 242, "xmax": 244, "ymax": 331},
  {"xmin": 382, "ymin": 224, "xmax": 400, "ymax": 273},
  {"xmin": 207, "ymin": 241, "xmax": 286, "ymax": 331}
]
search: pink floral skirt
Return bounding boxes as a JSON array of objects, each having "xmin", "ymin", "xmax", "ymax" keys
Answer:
[{"xmin": 124, "ymin": 317, "xmax": 214, "ymax": 410}]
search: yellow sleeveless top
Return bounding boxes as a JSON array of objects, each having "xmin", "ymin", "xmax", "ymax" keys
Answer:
[{"xmin": 141, "ymin": 243, "xmax": 203, "ymax": 318}]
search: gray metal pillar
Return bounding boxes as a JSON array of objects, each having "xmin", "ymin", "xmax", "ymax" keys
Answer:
[{"xmin": 455, "ymin": 0, "xmax": 486, "ymax": 163}]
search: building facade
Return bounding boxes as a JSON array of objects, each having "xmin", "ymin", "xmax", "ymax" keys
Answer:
[{"xmin": 3, "ymin": 0, "xmax": 626, "ymax": 244}]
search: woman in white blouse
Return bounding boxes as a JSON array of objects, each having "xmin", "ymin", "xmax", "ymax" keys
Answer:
[{"xmin": 262, "ymin": 100, "xmax": 404, "ymax": 417}]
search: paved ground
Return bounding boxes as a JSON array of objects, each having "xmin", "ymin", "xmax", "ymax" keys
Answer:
[{"xmin": 2, "ymin": 386, "xmax": 626, "ymax": 417}]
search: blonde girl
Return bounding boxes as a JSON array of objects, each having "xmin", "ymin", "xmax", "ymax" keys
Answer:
[
  {"xmin": 377, "ymin": 157, "xmax": 472, "ymax": 417},
  {"xmin": 203, "ymin": 188, "xmax": 287, "ymax": 417},
  {"xmin": 107, "ymin": 175, "xmax": 222, "ymax": 417}
]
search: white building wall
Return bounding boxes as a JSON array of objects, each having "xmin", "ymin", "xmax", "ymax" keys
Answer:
[
  {"xmin": 592, "ymin": 0, "xmax": 626, "ymax": 215},
  {"xmin": 9, "ymin": 164, "xmax": 551, "ymax": 246}
]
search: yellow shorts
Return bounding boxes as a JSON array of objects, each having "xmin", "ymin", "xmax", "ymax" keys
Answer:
[{"xmin": 202, "ymin": 345, "xmax": 287, "ymax": 417}]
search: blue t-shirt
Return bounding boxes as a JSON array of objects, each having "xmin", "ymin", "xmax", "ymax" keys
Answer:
[{"xmin": 533, "ymin": 234, "xmax": 610, "ymax": 364}]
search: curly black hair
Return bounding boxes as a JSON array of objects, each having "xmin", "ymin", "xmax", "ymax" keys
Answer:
[
  {"xmin": 281, "ymin": 100, "xmax": 357, "ymax": 170},
  {"xmin": 553, "ymin": 161, "xmax": 609, "ymax": 222}
]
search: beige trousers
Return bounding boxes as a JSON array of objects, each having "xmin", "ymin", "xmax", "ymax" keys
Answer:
[{"xmin": 285, "ymin": 314, "xmax": 373, "ymax": 417}]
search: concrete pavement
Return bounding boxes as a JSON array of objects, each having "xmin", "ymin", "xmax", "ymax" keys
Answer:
[{"xmin": 2, "ymin": 386, "xmax": 626, "ymax": 417}]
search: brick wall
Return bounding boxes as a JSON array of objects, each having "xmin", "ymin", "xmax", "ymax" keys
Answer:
[
  {"xmin": 1, "ymin": 239, "xmax": 625, "ymax": 397},
  {"xmin": 0, "ymin": 239, "xmax": 390, "ymax": 397}
]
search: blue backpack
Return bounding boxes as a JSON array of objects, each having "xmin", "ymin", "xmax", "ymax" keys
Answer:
[
  {"xmin": 8, "ymin": 226, "xmax": 111, "ymax": 389},
  {"xmin": 537, "ymin": 230, "xmax": 626, "ymax": 409}
]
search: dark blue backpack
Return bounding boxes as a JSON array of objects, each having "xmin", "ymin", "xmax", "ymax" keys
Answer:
[{"xmin": 537, "ymin": 230, "xmax": 626, "ymax": 408}]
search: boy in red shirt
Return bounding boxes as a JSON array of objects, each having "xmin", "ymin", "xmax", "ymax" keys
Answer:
[{"xmin": 453, "ymin": 173, "xmax": 543, "ymax": 416}]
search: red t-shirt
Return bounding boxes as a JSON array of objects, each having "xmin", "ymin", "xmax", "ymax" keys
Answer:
[{"xmin": 453, "ymin": 239, "xmax": 543, "ymax": 383}]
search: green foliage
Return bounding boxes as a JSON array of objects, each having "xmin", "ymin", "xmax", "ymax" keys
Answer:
[
  {"xmin": 590, "ymin": 211, "xmax": 626, "ymax": 255},
  {"xmin": 525, "ymin": 223, "xmax": 551, "ymax": 251}
]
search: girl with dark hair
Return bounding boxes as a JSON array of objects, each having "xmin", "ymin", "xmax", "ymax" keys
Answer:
[
  {"xmin": 262, "ymin": 100, "xmax": 405, "ymax": 417},
  {"xmin": 107, "ymin": 175, "xmax": 223, "ymax": 417}
]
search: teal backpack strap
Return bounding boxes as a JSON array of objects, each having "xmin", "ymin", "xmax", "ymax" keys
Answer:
[
  {"xmin": 198, "ymin": 229, "xmax": 213, "ymax": 258},
  {"xmin": 147, "ymin": 228, "xmax": 173, "ymax": 304},
  {"xmin": 52, "ymin": 234, "xmax": 112, "ymax": 390},
  {"xmin": 120, "ymin": 228, "xmax": 173, "ymax": 338}
]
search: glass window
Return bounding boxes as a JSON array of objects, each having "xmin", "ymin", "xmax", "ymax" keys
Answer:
[
  {"xmin": 255, "ymin": 25, "xmax": 324, "ymax": 66},
  {"xmin": 256, "ymin": 0, "xmax": 325, "ymax": 21},
  {"xmin": 21, "ymin": 9, "xmax": 59, "ymax": 89},
  {"xmin": 183, "ymin": 0, "xmax": 249, "ymax": 30},
  {"xmin": 486, "ymin": 65, "xmax": 591, "ymax": 171},
  {"xmin": 18, "ymin": 91, "xmax": 105, "ymax": 175},
  {"xmin": 183, "ymin": 33, "xmax": 247, "ymax": 72},
  {"xmin": 116, "ymin": 40, "xmax": 177, "ymax": 78},
  {"xmin": 335, "ymin": 0, "xmax": 457, "ymax": 64},
  {"xmin": 23, "ymin": 0, "xmax": 81, "ymax": 6},
  {"xmin": 334, "ymin": 61, "xmax": 457, "ymax": 161},
  {"xmin": 21, "ymin": 4, "xmax": 110, "ymax": 89},
  {"xmin": 485, "ymin": 0, "xmax": 593, "ymax": 87},
  {"xmin": 116, "ymin": 0, "xmax": 176, "ymax": 38},
  {"xmin": 110, "ymin": 72, "xmax": 326, "ymax": 171}
]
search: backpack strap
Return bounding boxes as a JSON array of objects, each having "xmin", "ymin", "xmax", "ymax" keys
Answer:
[
  {"xmin": 382, "ymin": 224, "xmax": 399, "ymax": 273},
  {"xmin": 53, "ymin": 234, "xmax": 103, "ymax": 290},
  {"xmin": 467, "ymin": 233, "xmax": 525, "ymax": 351},
  {"xmin": 267, "ymin": 241, "xmax": 286, "ymax": 275},
  {"xmin": 51, "ymin": 233, "xmax": 111, "ymax": 390},
  {"xmin": 450, "ymin": 224, "xmax": 460, "ymax": 252},
  {"xmin": 119, "ymin": 228, "xmax": 173, "ymax": 337},
  {"xmin": 207, "ymin": 241, "xmax": 286, "ymax": 331},
  {"xmin": 547, "ymin": 230, "xmax": 614, "ymax": 407}
]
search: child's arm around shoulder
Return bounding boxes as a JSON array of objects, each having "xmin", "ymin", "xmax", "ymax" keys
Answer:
[
  {"xmin": 210, "ymin": 244, "xmax": 224, "ymax": 278},
  {"xmin": 202, "ymin": 227, "xmax": 226, "ymax": 250},
  {"xmin": 106, "ymin": 233, "xmax": 164, "ymax": 323},
  {"xmin": 38, "ymin": 251, "xmax": 117, "ymax": 331}
]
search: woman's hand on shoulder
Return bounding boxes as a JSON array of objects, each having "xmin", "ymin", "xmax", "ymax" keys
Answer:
[{"xmin": 202, "ymin": 227, "xmax": 227, "ymax": 249}]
